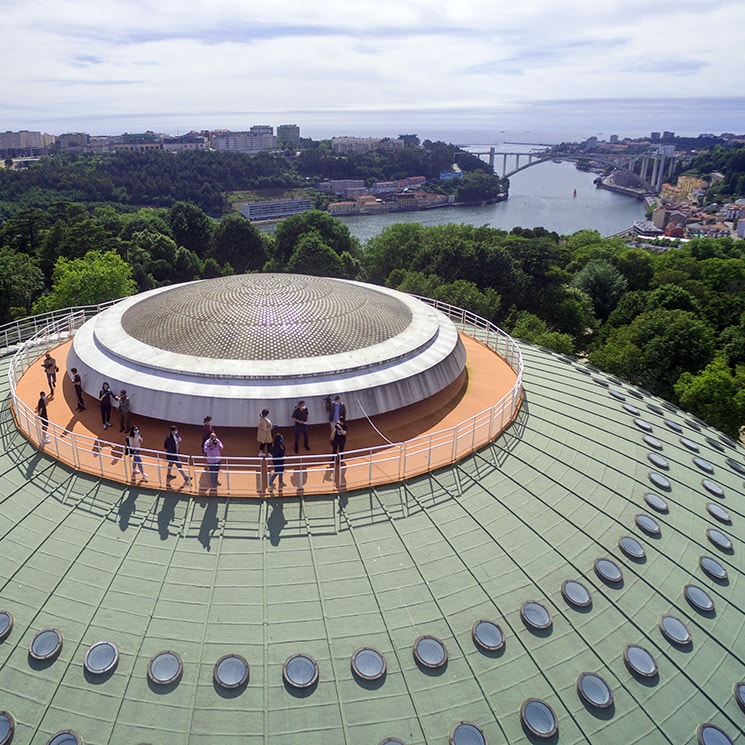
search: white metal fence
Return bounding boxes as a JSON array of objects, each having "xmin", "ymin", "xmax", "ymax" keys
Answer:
[{"xmin": 5, "ymin": 298, "xmax": 523, "ymax": 497}]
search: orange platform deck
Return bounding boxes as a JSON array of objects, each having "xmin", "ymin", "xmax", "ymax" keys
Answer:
[{"xmin": 14, "ymin": 333, "xmax": 520, "ymax": 497}]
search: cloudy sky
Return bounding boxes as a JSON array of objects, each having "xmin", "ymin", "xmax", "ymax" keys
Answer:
[{"xmin": 2, "ymin": 0, "xmax": 743, "ymax": 139}]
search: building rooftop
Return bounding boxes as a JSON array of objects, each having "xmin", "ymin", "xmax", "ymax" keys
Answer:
[{"xmin": 0, "ymin": 343, "xmax": 744, "ymax": 744}]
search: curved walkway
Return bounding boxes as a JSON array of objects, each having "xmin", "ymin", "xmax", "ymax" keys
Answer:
[{"xmin": 13, "ymin": 332, "xmax": 519, "ymax": 497}]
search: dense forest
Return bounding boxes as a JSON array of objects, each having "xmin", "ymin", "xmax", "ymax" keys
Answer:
[{"xmin": 2, "ymin": 198, "xmax": 745, "ymax": 438}]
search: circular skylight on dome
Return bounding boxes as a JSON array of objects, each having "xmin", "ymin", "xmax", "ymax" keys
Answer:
[
  {"xmin": 735, "ymin": 682, "xmax": 745, "ymax": 711},
  {"xmin": 84, "ymin": 641, "xmax": 118, "ymax": 675},
  {"xmin": 609, "ymin": 390, "xmax": 625, "ymax": 401},
  {"xmin": 449, "ymin": 721, "xmax": 487, "ymax": 745},
  {"xmin": 595, "ymin": 558, "xmax": 623, "ymax": 584},
  {"xmin": 619, "ymin": 535, "xmax": 646, "ymax": 559},
  {"xmin": 561, "ymin": 580, "xmax": 592, "ymax": 609},
  {"xmin": 699, "ymin": 555, "xmax": 728, "ymax": 582},
  {"xmin": 664, "ymin": 419, "xmax": 683, "ymax": 433},
  {"xmin": 702, "ymin": 479, "xmax": 724, "ymax": 498},
  {"xmin": 648, "ymin": 472, "xmax": 671, "ymax": 490},
  {"xmin": 29, "ymin": 628, "xmax": 63, "ymax": 662},
  {"xmin": 659, "ymin": 615, "xmax": 692, "ymax": 646},
  {"xmin": 148, "ymin": 651, "xmax": 183, "ymax": 686},
  {"xmin": 520, "ymin": 601, "xmax": 552, "ymax": 630},
  {"xmin": 643, "ymin": 435, "xmax": 663, "ymax": 450},
  {"xmin": 413, "ymin": 636, "xmax": 448, "ymax": 669},
  {"xmin": 0, "ymin": 610, "xmax": 12, "ymax": 642},
  {"xmin": 623, "ymin": 645, "xmax": 657, "ymax": 678},
  {"xmin": 283, "ymin": 654, "xmax": 319, "ymax": 689},
  {"xmin": 378, "ymin": 740, "xmax": 407, "ymax": 745},
  {"xmin": 725, "ymin": 457, "xmax": 745, "ymax": 474},
  {"xmin": 647, "ymin": 403, "xmax": 664, "ymax": 414},
  {"xmin": 623, "ymin": 403, "xmax": 641, "ymax": 416},
  {"xmin": 635, "ymin": 514, "xmax": 661, "ymax": 536},
  {"xmin": 647, "ymin": 453, "xmax": 669, "ymax": 469},
  {"xmin": 706, "ymin": 503, "xmax": 731, "ymax": 523},
  {"xmin": 471, "ymin": 620, "xmax": 505, "ymax": 652},
  {"xmin": 685, "ymin": 584, "xmax": 715, "ymax": 613},
  {"xmin": 697, "ymin": 723, "xmax": 734, "ymax": 745},
  {"xmin": 213, "ymin": 654, "xmax": 249, "ymax": 689},
  {"xmin": 576, "ymin": 672, "xmax": 613, "ymax": 709},
  {"xmin": 46, "ymin": 731, "xmax": 82, "ymax": 745},
  {"xmin": 680, "ymin": 437, "xmax": 700, "ymax": 452},
  {"xmin": 0, "ymin": 711, "xmax": 15, "ymax": 745},
  {"xmin": 521, "ymin": 699, "xmax": 558, "ymax": 738},
  {"xmin": 351, "ymin": 647, "xmax": 386, "ymax": 681},
  {"xmin": 708, "ymin": 436, "xmax": 727, "ymax": 452},
  {"xmin": 694, "ymin": 457, "xmax": 714, "ymax": 474},
  {"xmin": 634, "ymin": 418, "xmax": 653, "ymax": 432},
  {"xmin": 706, "ymin": 528, "xmax": 733, "ymax": 551},
  {"xmin": 685, "ymin": 418, "xmax": 702, "ymax": 431},
  {"xmin": 644, "ymin": 492, "xmax": 669, "ymax": 513},
  {"xmin": 647, "ymin": 453, "xmax": 670, "ymax": 471},
  {"xmin": 592, "ymin": 376, "xmax": 609, "ymax": 387}
]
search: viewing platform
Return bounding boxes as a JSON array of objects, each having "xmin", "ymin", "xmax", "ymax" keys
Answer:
[{"xmin": 8, "ymin": 292, "xmax": 523, "ymax": 497}]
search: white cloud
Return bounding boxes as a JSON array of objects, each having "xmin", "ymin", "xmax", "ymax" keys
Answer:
[{"xmin": 1, "ymin": 0, "xmax": 743, "ymax": 134}]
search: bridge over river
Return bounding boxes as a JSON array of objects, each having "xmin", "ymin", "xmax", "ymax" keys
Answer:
[{"xmin": 469, "ymin": 147, "xmax": 690, "ymax": 194}]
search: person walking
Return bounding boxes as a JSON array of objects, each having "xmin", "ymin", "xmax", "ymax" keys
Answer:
[
  {"xmin": 257, "ymin": 409, "xmax": 273, "ymax": 456},
  {"xmin": 203, "ymin": 432, "xmax": 224, "ymax": 487},
  {"xmin": 292, "ymin": 400, "xmax": 310, "ymax": 453},
  {"xmin": 164, "ymin": 425, "xmax": 191, "ymax": 484},
  {"xmin": 36, "ymin": 391, "xmax": 51, "ymax": 445},
  {"xmin": 127, "ymin": 425, "xmax": 147, "ymax": 481},
  {"xmin": 69, "ymin": 367, "xmax": 85, "ymax": 411},
  {"xmin": 99, "ymin": 382, "xmax": 115, "ymax": 429},
  {"xmin": 268, "ymin": 432, "xmax": 287, "ymax": 489},
  {"xmin": 118, "ymin": 390, "xmax": 131, "ymax": 433},
  {"xmin": 42, "ymin": 352, "xmax": 58, "ymax": 394}
]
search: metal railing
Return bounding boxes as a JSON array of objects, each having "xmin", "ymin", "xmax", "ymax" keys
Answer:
[{"xmin": 6, "ymin": 299, "xmax": 523, "ymax": 497}]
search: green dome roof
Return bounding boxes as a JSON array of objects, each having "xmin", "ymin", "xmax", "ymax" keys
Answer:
[{"xmin": 1, "ymin": 343, "xmax": 743, "ymax": 744}]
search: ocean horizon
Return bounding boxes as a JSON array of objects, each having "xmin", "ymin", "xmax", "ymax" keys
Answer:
[{"xmin": 17, "ymin": 96, "xmax": 745, "ymax": 146}]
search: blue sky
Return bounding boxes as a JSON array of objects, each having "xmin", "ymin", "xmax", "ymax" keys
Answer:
[{"xmin": 1, "ymin": 0, "xmax": 743, "ymax": 138}]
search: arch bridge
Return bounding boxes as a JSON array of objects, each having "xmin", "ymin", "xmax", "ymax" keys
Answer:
[{"xmin": 472, "ymin": 148, "xmax": 685, "ymax": 194}]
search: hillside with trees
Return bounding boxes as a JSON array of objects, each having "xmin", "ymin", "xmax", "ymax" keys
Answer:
[
  {"xmin": 2, "ymin": 199, "xmax": 745, "ymax": 438},
  {"xmin": 0, "ymin": 139, "xmax": 505, "ymax": 219}
]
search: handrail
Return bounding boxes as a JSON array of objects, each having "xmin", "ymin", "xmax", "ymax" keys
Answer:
[{"xmin": 7, "ymin": 299, "xmax": 523, "ymax": 497}]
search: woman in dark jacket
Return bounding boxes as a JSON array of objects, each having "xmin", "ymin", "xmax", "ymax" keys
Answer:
[{"xmin": 268, "ymin": 433, "xmax": 286, "ymax": 488}]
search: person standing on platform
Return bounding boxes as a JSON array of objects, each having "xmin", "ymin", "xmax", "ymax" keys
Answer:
[
  {"xmin": 203, "ymin": 432, "xmax": 224, "ymax": 487},
  {"xmin": 257, "ymin": 409, "xmax": 273, "ymax": 456},
  {"xmin": 127, "ymin": 425, "xmax": 147, "ymax": 481},
  {"xmin": 292, "ymin": 400, "xmax": 310, "ymax": 453},
  {"xmin": 201, "ymin": 416, "xmax": 214, "ymax": 446},
  {"xmin": 164, "ymin": 425, "xmax": 191, "ymax": 484},
  {"xmin": 331, "ymin": 416, "xmax": 348, "ymax": 463},
  {"xmin": 42, "ymin": 352, "xmax": 58, "ymax": 394},
  {"xmin": 118, "ymin": 390, "xmax": 131, "ymax": 433},
  {"xmin": 69, "ymin": 368, "xmax": 85, "ymax": 411},
  {"xmin": 99, "ymin": 382, "xmax": 115, "ymax": 429},
  {"xmin": 328, "ymin": 395, "xmax": 346, "ymax": 434},
  {"xmin": 268, "ymin": 432, "xmax": 286, "ymax": 489},
  {"xmin": 36, "ymin": 391, "xmax": 50, "ymax": 444}
]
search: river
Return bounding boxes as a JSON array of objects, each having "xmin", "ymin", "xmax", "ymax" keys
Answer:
[{"xmin": 336, "ymin": 158, "xmax": 645, "ymax": 244}]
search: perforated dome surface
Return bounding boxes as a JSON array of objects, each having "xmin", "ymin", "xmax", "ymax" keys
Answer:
[
  {"xmin": 120, "ymin": 273, "xmax": 412, "ymax": 360},
  {"xmin": 67, "ymin": 275, "xmax": 467, "ymax": 426}
]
